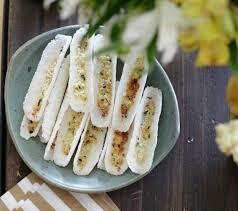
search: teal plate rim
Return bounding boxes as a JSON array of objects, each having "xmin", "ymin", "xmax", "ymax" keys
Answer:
[{"xmin": 4, "ymin": 25, "xmax": 180, "ymax": 193}]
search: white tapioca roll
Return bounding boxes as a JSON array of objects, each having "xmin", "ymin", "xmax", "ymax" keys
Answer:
[
  {"xmin": 112, "ymin": 55, "xmax": 148, "ymax": 132},
  {"xmin": 97, "ymin": 81, "xmax": 119, "ymax": 170},
  {"xmin": 41, "ymin": 55, "xmax": 70, "ymax": 143},
  {"xmin": 20, "ymin": 115, "xmax": 42, "ymax": 140},
  {"xmin": 23, "ymin": 34, "xmax": 72, "ymax": 122},
  {"xmin": 52, "ymin": 104, "xmax": 88, "ymax": 167},
  {"xmin": 44, "ymin": 93, "xmax": 69, "ymax": 161},
  {"xmin": 90, "ymin": 34, "xmax": 117, "ymax": 128},
  {"xmin": 104, "ymin": 123, "xmax": 133, "ymax": 176},
  {"xmin": 68, "ymin": 26, "xmax": 94, "ymax": 112},
  {"xmin": 73, "ymin": 117, "xmax": 107, "ymax": 175},
  {"xmin": 127, "ymin": 87, "xmax": 162, "ymax": 174}
]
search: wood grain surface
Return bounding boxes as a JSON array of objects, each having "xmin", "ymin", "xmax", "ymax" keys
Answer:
[
  {"xmin": 2, "ymin": 0, "xmax": 238, "ymax": 210},
  {"xmin": 0, "ymin": 0, "xmax": 5, "ymax": 194}
]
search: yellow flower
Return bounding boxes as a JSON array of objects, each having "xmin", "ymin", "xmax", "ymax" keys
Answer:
[
  {"xmin": 179, "ymin": 27, "xmax": 199, "ymax": 51},
  {"xmin": 198, "ymin": 18, "xmax": 228, "ymax": 43},
  {"xmin": 196, "ymin": 40, "xmax": 229, "ymax": 66},
  {"xmin": 181, "ymin": 0, "xmax": 204, "ymax": 17},
  {"xmin": 173, "ymin": 0, "xmax": 184, "ymax": 5},
  {"xmin": 227, "ymin": 75, "xmax": 238, "ymax": 117},
  {"xmin": 205, "ymin": 0, "xmax": 228, "ymax": 16}
]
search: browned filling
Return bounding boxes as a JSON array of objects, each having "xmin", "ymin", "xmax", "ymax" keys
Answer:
[
  {"xmin": 136, "ymin": 99, "xmax": 156, "ymax": 161},
  {"xmin": 111, "ymin": 131, "xmax": 129, "ymax": 171},
  {"xmin": 120, "ymin": 57, "xmax": 144, "ymax": 118},
  {"xmin": 27, "ymin": 120, "xmax": 38, "ymax": 134}
]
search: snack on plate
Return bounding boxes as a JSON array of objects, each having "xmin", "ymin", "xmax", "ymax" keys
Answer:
[
  {"xmin": 112, "ymin": 55, "xmax": 148, "ymax": 132},
  {"xmin": 44, "ymin": 92, "xmax": 69, "ymax": 161},
  {"xmin": 97, "ymin": 81, "xmax": 119, "ymax": 170},
  {"xmin": 41, "ymin": 56, "xmax": 70, "ymax": 143},
  {"xmin": 52, "ymin": 104, "xmax": 88, "ymax": 167},
  {"xmin": 90, "ymin": 34, "xmax": 117, "ymax": 128},
  {"xmin": 104, "ymin": 124, "xmax": 133, "ymax": 175},
  {"xmin": 68, "ymin": 26, "xmax": 94, "ymax": 112},
  {"xmin": 73, "ymin": 117, "xmax": 107, "ymax": 175},
  {"xmin": 20, "ymin": 115, "xmax": 42, "ymax": 140},
  {"xmin": 23, "ymin": 34, "xmax": 72, "ymax": 121},
  {"xmin": 127, "ymin": 87, "xmax": 162, "ymax": 174}
]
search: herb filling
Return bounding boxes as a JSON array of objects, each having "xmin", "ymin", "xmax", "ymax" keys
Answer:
[
  {"xmin": 32, "ymin": 60, "xmax": 56, "ymax": 116},
  {"xmin": 73, "ymin": 37, "xmax": 88, "ymax": 102},
  {"xmin": 62, "ymin": 108, "xmax": 84, "ymax": 155},
  {"xmin": 97, "ymin": 55, "xmax": 113, "ymax": 117},
  {"xmin": 77, "ymin": 121, "xmax": 104, "ymax": 169},
  {"xmin": 136, "ymin": 99, "xmax": 155, "ymax": 161}
]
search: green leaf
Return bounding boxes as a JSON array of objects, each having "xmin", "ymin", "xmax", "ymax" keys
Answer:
[
  {"xmin": 229, "ymin": 41, "xmax": 238, "ymax": 73},
  {"xmin": 146, "ymin": 33, "xmax": 157, "ymax": 74},
  {"xmin": 110, "ymin": 19, "xmax": 126, "ymax": 42},
  {"xmin": 87, "ymin": 0, "xmax": 128, "ymax": 36},
  {"xmin": 93, "ymin": 42, "xmax": 121, "ymax": 56},
  {"xmin": 231, "ymin": 0, "xmax": 238, "ymax": 5}
]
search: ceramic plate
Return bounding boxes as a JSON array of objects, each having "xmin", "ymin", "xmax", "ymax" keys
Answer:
[{"xmin": 5, "ymin": 25, "xmax": 180, "ymax": 193}]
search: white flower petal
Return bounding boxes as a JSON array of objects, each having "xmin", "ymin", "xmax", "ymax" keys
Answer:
[
  {"xmin": 43, "ymin": 0, "xmax": 57, "ymax": 10},
  {"xmin": 77, "ymin": 4, "xmax": 93, "ymax": 25},
  {"xmin": 59, "ymin": 0, "xmax": 80, "ymax": 20},
  {"xmin": 160, "ymin": 45, "xmax": 178, "ymax": 64},
  {"xmin": 157, "ymin": 1, "xmax": 182, "ymax": 64},
  {"xmin": 123, "ymin": 10, "xmax": 159, "ymax": 50}
]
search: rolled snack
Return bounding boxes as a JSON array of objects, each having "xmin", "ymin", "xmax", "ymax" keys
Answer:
[
  {"xmin": 23, "ymin": 34, "xmax": 72, "ymax": 121},
  {"xmin": 73, "ymin": 118, "xmax": 107, "ymax": 175},
  {"xmin": 97, "ymin": 134, "xmax": 109, "ymax": 170},
  {"xmin": 90, "ymin": 34, "xmax": 117, "ymax": 128},
  {"xmin": 97, "ymin": 81, "xmax": 119, "ymax": 170},
  {"xmin": 44, "ymin": 92, "xmax": 70, "ymax": 161},
  {"xmin": 104, "ymin": 124, "xmax": 133, "ymax": 175},
  {"xmin": 68, "ymin": 26, "xmax": 94, "ymax": 112},
  {"xmin": 112, "ymin": 55, "xmax": 148, "ymax": 132},
  {"xmin": 53, "ymin": 107, "xmax": 88, "ymax": 167},
  {"xmin": 20, "ymin": 115, "xmax": 42, "ymax": 140},
  {"xmin": 41, "ymin": 56, "xmax": 70, "ymax": 143},
  {"xmin": 127, "ymin": 87, "xmax": 162, "ymax": 174}
]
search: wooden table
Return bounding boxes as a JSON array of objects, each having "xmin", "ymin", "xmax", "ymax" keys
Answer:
[{"xmin": 1, "ymin": 0, "xmax": 238, "ymax": 210}]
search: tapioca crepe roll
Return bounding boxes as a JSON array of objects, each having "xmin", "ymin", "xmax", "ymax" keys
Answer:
[
  {"xmin": 90, "ymin": 34, "xmax": 117, "ymax": 128},
  {"xmin": 104, "ymin": 123, "xmax": 133, "ymax": 176},
  {"xmin": 97, "ymin": 81, "xmax": 119, "ymax": 170},
  {"xmin": 73, "ymin": 117, "xmax": 107, "ymax": 175},
  {"xmin": 44, "ymin": 92, "xmax": 69, "ymax": 161},
  {"xmin": 41, "ymin": 55, "xmax": 70, "ymax": 143},
  {"xmin": 112, "ymin": 55, "xmax": 148, "ymax": 132},
  {"xmin": 53, "ymin": 105, "xmax": 88, "ymax": 167},
  {"xmin": 23, "ymin": 34, "xmax": 72, "ymax": 122},
  {"xmin": 20, "ymin": 115, "xmax": 42, "ymax": 140},
  {"xmin": 126, "ymin": 87, "xmax": 162, "ymax": 175},
  {"xmin": 68, "ymin": 26, "xmax": 94, "ymax": 112}
]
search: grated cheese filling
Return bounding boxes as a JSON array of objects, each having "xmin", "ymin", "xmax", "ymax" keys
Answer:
[
  {"xmin": 77, "ymin": 121, "xmax": 104, "ymax": 169},
  {"xmin": 73, "ymin": 37, "xmax": 88, "ymax": 102},
  {"xmin": 96, "ymin": 55, "xmax": 113, "ymax": 117},
  {"xmin": 136, "ymin": 99, "xmax": 156, "ymax": 161}
]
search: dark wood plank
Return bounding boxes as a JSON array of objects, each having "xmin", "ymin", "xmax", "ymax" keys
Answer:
[
  {"xmin": 5, "ymin": 1, "xmax": 238, "ymax": 211},
  {"xmin": 0, "ymin": 0, "xmax": 6, "ymax": 195},
  {"xmin": 109, "ymin": 52, "xmax": 234, "ymax": 211},
  {"xmin": 6, "ymin": 0, "xmax": 76, "ymax": 191}
]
